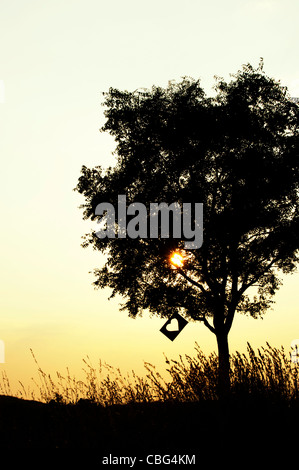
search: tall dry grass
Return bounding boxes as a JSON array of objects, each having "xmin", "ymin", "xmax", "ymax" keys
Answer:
[{"xmin": 0, "ymin": 343, "xmax": 298, "ymax": 404}]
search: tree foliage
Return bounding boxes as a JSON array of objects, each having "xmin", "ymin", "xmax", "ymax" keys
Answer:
[{"xmin": 75, "ymin": 61, "xmax": 299, "ymax": 339}]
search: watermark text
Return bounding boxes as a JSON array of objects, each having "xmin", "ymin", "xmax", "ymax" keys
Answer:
[{"xmin": 95, "ymin": 195, "xmax": 203, "ymax": 249}]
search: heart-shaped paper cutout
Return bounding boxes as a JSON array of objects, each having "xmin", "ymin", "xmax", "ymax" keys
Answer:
[{"xmin": 166, "ymin": 318, "xmax": 179, "ymax": 332}]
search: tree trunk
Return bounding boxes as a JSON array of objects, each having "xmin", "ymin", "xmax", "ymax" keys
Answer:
[{"xmin": 216, "ymin": 330, "xmax": 230, "ymax": 399}]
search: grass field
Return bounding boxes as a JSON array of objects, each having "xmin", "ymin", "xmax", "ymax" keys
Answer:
[{"xmin": 0, "ymin": 343, "xmax": 298, "ymax": 451}]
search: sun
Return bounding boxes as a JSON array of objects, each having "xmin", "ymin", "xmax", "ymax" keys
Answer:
[{"xmin": 170, "ymin": 252, "xmax": 184, "ymax": 268}]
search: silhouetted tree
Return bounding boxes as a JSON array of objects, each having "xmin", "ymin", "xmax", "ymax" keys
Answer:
[{"xmin": 75, "ymin": 61, "xmax": 299, "ymax": 397}]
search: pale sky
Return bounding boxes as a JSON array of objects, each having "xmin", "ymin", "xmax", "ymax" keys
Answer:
[{"xmin": 0, "ymin": 0, "xmax": 298, "ymax": 394}]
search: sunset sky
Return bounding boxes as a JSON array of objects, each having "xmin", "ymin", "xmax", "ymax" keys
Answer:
[{"xmin": 0, "ymin": 0, "xmax": 298, "ymax": 395}]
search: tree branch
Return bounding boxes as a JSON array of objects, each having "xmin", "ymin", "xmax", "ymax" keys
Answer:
[
  {"xmin": 176, "ymin": 268, "xmax": 216, "ymax": 333},
  {"xmin": 198, "ymin": 316, "xmax": 216, "ymax": 334},
  {"xmin": 239, "ymin": 256, "xmax": 279, "ymax": 296},
  {"xmin": 176, "ymin": 268, "xmax": 210, "ymax": 297}
]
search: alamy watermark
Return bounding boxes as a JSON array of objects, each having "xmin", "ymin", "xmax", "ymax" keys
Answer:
[
  {"xmin": 290, "ymin": 339, "xmax": 299, "ymax": 364},
  {"xmin": 95, "ymin": 195, "xmax": 203, "ymax": 249}
]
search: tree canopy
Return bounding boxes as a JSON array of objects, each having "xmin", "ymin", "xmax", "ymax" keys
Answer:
[{"xmin": 76, "ymin": 61, "xmax": 298, "ymax": 323}]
